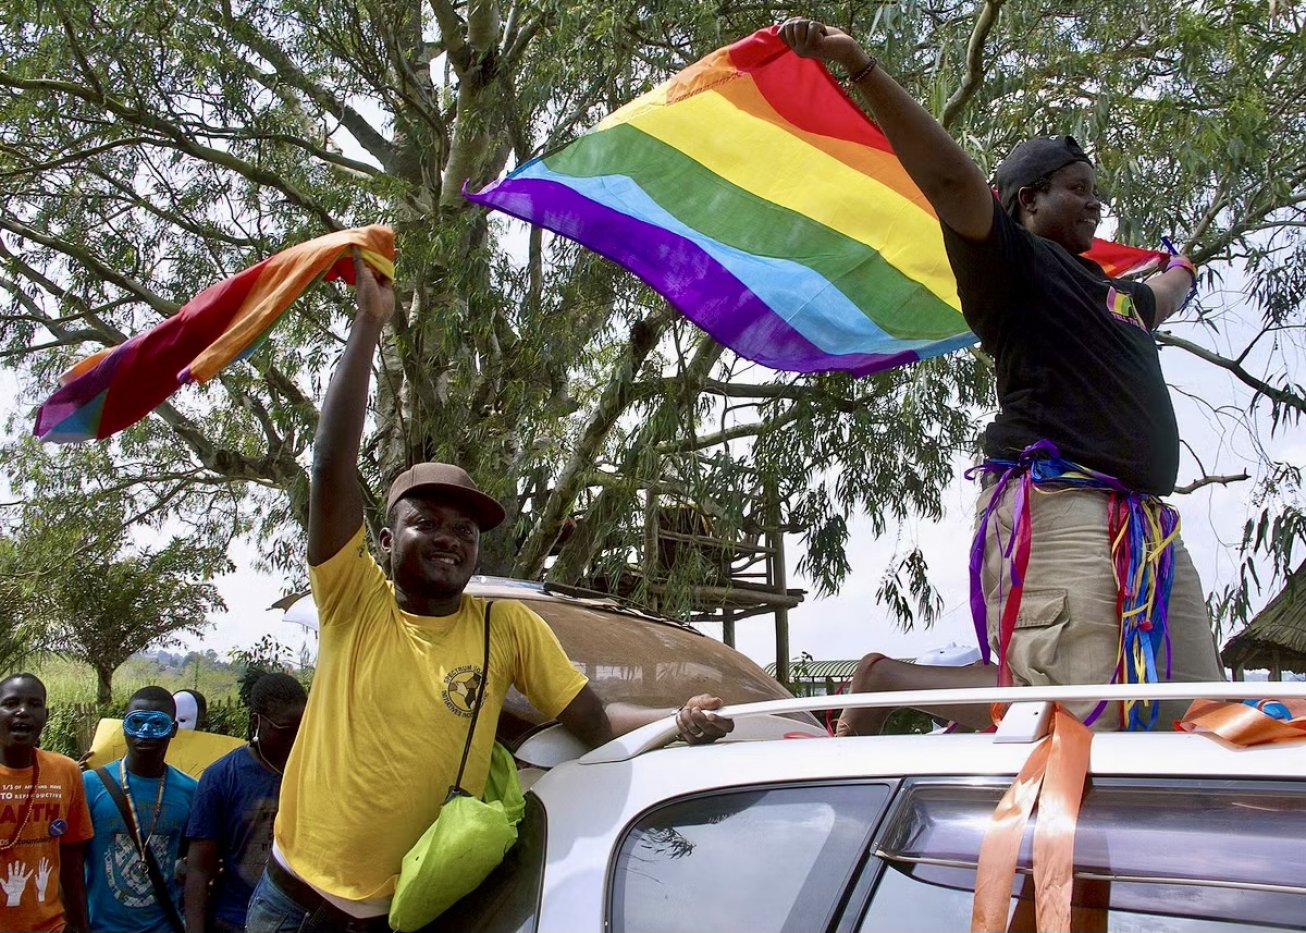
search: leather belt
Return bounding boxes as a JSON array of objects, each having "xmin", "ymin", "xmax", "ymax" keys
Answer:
[{"xmin": 265, "ymin": 857, "xmax": 392, "ymax": 933}]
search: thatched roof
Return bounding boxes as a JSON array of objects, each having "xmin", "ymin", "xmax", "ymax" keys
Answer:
[{"xmin": 1221, "ymin": 562, "xmax": 1306, "ymax": 674}]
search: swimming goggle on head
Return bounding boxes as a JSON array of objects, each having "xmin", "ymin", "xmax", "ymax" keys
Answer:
[{"xmin": 123, "ymin": 710, "xmax": 176, "ymax": 740}]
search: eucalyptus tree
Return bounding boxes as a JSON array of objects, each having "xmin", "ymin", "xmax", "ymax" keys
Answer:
[{"xmin": 0, "ymin": 0, "xmax": 1301, "ymax": 627}]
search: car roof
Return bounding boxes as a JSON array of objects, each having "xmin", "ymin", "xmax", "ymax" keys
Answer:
[
  {"xmin": 531, "ymin": 683, "xmax": 1306, "ymax": 820},
  {"xmin": 465, "ymin": 576, "xmax": 812, "ymax": 736},
  {"xmin": 575, "ymin": 681, "xmax": 1306, "ymax": 766}
]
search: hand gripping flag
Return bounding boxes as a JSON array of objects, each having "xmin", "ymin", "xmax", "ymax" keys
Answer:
[
  {"xmin": 466, "ymin": 28, "xmax": 1164, "ymax": 376},
  {"xmin": 35, "ymin": 225, "xmax": 395, "ymax": 443}
]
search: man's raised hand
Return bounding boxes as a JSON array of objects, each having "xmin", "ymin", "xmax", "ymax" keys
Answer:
[
  {"xmin": 779, "ymin": 18, "xmax": 870, "ymax": 74},
  {"xmin": 352, "ymin": 247, "xmax": 395, "ymax": 325}
]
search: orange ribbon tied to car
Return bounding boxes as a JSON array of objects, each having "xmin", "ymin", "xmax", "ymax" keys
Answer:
[
  {"xmin": 972, "ymin": 705, "xmax": 1093, "ymax": 933},
  {"xmin": 1179, "ymin": 698, "xmax": 1306, "ymax": 747}
]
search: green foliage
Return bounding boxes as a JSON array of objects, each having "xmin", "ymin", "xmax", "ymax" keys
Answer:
[
  {"xmin": 0, "ymin": 0, "xmax": 1301, "ymax": 637},
  {"xmin": 228, "ymin": 633, "xmax": 309, "ymax": 706},
  {"xmin": 882, "ymin": 708, "xmax": 937, "ymax": 736},
  {"xmin": 26, "ymin": 651, "xmax": 248, "ymax": 757},
  {"xmin": 2, "ymin": 493, "xmax": 229, "ymax": 703},
  {"xmin": 38, "ymin": 701, "xmax": 94, "ymax": 760},
  {"xmin": 1210, "ymin": 463, "xmax": 1306, "ymax": 633}
]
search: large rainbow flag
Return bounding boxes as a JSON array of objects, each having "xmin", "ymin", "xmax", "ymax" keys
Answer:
[
  {"xmin": 467, "ymin": 28, "xmax": 1163, "ymax": 376},
  {"xmin": 35, "ymin": 225, "xmax": 394, "ymax": 443}
]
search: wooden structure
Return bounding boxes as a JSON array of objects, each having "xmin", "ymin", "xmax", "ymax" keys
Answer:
[
  {"xmin": 1222, "ymin": 561, "xmax": 1306, "ymax": 681},
  {"xmin": 576, "ymin": 494, "xmax": 805, "ymax": 687}
]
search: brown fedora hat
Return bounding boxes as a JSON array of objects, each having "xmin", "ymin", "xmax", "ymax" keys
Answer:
[{"xmin": 385, "ymin": 463, "xmax": 506, "ymax": 531}]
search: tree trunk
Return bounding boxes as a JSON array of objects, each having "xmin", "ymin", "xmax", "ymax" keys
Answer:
[{"xmin": 95, "ymin": 664, "xmax": 114, "ymax": 706}]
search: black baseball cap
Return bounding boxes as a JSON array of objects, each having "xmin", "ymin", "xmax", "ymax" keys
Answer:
[{"xmin": 994, "ymin": 135, "xmax": 1093, "ymax": 216}]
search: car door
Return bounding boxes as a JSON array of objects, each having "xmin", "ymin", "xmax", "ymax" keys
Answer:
[
  {"xmin": 849, "ymin": 777, "xmax": 1306, "ymax": 932},
  {"xmin": 605, "ymin": 781, "xmax": 896, "ymax": 933}
]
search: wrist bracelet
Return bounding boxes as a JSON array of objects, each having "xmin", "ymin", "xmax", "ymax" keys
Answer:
[
  {"xmin": 847, "ymin": 57, "xmax": 878, "ymax": 84},
  {"xmin": 1164, "ymin": 255, "xmax": 1197, "ymax": 282}
]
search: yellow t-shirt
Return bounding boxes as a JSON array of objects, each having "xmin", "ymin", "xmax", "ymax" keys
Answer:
[{"xmin": 275, "ymin": 524, "xmax": 588, "ymax": 902}]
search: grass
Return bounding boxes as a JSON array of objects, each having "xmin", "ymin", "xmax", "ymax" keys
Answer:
[
  {"xmin": 25, "ymin": 654, "xmax": 242, "ymax": 707},
  {"xmin": 18, "ymin": 654, "xmax": 249, "ymax": 759}
]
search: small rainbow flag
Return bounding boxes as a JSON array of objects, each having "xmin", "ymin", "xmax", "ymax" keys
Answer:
[
  {"xmin": 467, "ymin": 28, "xmax": 1163, "ymax": 376},
  {"xmin": 35, "ymin": 225, "xmax": 395, "ymax": 443}
]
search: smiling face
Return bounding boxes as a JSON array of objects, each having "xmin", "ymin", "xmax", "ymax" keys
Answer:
[
  {"xmin": 380, "ymin": 494, "xmax": 481, "ymax": 610},
  {"xmin": 1017, "ymin": 161, "xmax": 1103, "ymax": 254},
  {"xmin": 0, "ymin": 675, "xmax": 48, "ymax": 760}
]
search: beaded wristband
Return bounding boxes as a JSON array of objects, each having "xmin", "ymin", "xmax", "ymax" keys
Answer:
[
  {"xmin": 1163, "ymin": 254, "xmax": 1197, "ymax": 282},
  {"xmin": 847, "ymin": 57, "xmax": 878, "ymax": 84}
]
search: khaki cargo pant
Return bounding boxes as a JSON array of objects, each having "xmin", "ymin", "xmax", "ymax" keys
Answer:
[{"xmin": 975, "ymin": 481, "xmax": 1224, "ymax": 730}]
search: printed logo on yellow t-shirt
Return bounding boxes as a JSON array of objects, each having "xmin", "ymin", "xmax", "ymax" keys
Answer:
[{"xmin": 442, "ymin": 666, "xmax": 485, "ymax": 717}]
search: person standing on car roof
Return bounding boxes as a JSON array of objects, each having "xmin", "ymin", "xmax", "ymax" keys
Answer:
[
  {"xmin": 781, "ymin": 19, "xmax": 1223, "ymax": 730},
  {"xmin": 244, "ymin": 250, "xmax": 734, "ymax": 933}
]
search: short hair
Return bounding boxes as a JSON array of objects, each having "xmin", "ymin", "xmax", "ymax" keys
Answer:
[
  {"xmin": 129, "ymin": 685, "xmax": 177, "ymax": 716},
  {"xmin": 0, "ymin": 673, "xmax": 45, "ymax": 697},
  {"xmin": 249, "ymin": 673, "xmax": 307, "ymax": 717}
]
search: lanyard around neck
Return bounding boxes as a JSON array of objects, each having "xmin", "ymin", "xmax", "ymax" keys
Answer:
[{"xmin": 120, "ymin": 759, "xmax": 167, "ymax": 856}]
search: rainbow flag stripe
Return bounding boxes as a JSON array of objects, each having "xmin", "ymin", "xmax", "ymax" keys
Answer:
[
  {"xmin": 467, "ymin": 28, "xmax": 1163, "ymax": 375},
  {"xmin": 35, "ymin": 225, "xmax": 395, "ymax": 443}
]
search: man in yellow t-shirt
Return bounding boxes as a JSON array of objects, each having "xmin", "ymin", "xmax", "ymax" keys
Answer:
[{"xmin": 246, "ymin": 251, "xmax": 734, "ymax": 933}]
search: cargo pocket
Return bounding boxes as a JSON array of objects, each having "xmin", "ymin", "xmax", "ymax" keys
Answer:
[{"xmin": 1007, "ymin": 588, "xmax": 1070, "ymax": 686}]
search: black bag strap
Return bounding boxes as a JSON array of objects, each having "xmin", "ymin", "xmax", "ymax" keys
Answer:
[
  {"xmin": 448, "ymin": 599, "xmax": 494, "ymax": 799},
  {"xmin": 94, "ymin": 766, "xmax": 185, "ymax": 933}
]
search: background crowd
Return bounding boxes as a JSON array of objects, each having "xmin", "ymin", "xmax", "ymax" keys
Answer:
[{"xmin": 1, "ymin": 670, "xmax": 306, "ymax": 933}]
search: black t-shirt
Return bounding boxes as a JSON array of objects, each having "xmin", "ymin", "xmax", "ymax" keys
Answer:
[{"xmin": 941, "ymin": 199, "xmax": 1179, "ymax": 495}]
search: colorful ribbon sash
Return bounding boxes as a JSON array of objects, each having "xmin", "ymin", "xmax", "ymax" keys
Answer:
[
  {"xmin": 1180, "ymin": 697, "xmax": 1306, "ymax": 746},
  {"xmin": 968, "ymin": 440, "xmax": 1178, "ymax": 730},
  {"xmin": 972, "ymin": 706, "xmax": 1092, "ymax": 932}
]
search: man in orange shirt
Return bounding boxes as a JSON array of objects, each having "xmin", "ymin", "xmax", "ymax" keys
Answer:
[{"xmin": 0, "ymin": 673, "xmax": 92, "ymax": 933}]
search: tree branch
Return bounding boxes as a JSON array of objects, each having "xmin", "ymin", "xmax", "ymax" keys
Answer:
[
  {"xmin": 941, "ymin": 0, "xmax": 1006, "ymax": 129},
  {"xmin": 514, "ymin": 303, "xmax": 675, "ymax": 578},
  {"xmin": 213, "ymin": 10, "xmax": 398, "ymax": 173},
  {"xmin": 0, "ymin": 72, "xmax": 345, "ymax": 231},
  {"xmin": 655, "ymin": 408, "xmax": 801, "ymax": 455},
  {"xmin": 1157, "ymin": 330, "xmax": 1306, "ymax": 415},
  {"xmin": 1173, "ymin": 472, "xmax": 1249, "ymax": 495},
  {"xmin": 0, "ymin": 217, "xmax": 180, "ymax": 317}
]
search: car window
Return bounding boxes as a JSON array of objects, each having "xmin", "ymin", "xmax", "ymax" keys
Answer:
[
  {"xmin": 858, "ymin": 778, "xmax": 1306, "ymax": 932},
  {"xmin": 425, "ymin": 792, "xmax": 547, "ymax": 933},
  {"xmin": 609, "ymin": 783, "xmax": 892, "ymax": 933}
]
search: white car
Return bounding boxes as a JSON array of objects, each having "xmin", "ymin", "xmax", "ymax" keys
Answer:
[{"xmin": 433, "ymin": 682, "xmax": 1306, "ymax": 933}]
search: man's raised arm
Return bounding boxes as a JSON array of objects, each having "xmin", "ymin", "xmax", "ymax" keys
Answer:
[
  {"xmin": 307, "ymin": 250, "xmax": 395, "ymax": 566},
  {"xmin": 780, "ymin": 19, "xmax": 995, "ymax": 242}
]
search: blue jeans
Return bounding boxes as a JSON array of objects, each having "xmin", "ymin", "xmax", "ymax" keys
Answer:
[{"xmin": 245, "ymin": 869, "xmax": 392, "ymax": 933}]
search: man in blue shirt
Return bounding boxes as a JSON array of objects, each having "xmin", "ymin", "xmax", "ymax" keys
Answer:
[
  {"xmin": 184, "ymin": 674, "xmax": 307, "ymax": 933},
  {"xmin": 83, "ymin": 686, "xmax": 196, "ymax": 933}
]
